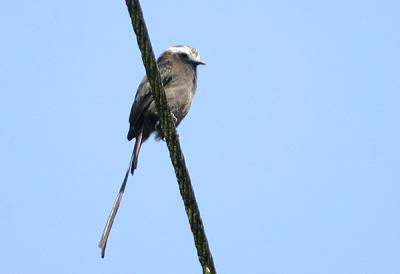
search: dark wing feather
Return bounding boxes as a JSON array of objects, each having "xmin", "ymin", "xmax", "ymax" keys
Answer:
[
  {"xmin": 128, "ymin": 78, "xmax": 152, "ymax": 129},
  {"xmin": 127, "ymin": 60, "xmax": 173, "ymax": 140}
]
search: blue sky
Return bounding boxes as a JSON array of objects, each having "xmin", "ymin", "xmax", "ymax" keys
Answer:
[{"xmin": 1, "ymin": 1, "xmax": 399, "ymax": 273}]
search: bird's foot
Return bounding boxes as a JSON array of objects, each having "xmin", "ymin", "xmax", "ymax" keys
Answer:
[
  {"xmin": 171, "ymin": 113, "xmax": 178, "ymax": 125},
  {"xmin": 170, "ymin": 114, "xmax": 181, "ymax": 140},
  {"xmin": 154, "ymin": 114, "xmax": 180, "ymax": 141},
  {"xmin": 155, "ymin": 113, "xmax": 177, "ymax": 131}
]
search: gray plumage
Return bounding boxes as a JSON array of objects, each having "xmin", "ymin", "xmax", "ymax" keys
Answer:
[
  {"xmin": 99, "ymin": 45, "xmax": 205, "ymax": 258},
  {"xmin": 127, "ymin": 45, "xmax": 204, "ymax": 173}
]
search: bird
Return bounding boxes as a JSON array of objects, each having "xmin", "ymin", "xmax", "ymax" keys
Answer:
[{"xmin": 99, "ymin": 45, "xmax": 205, "ymax": 258}]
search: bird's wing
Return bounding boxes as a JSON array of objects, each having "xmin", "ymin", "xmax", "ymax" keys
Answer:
[
  {"xmin": 128, "ymin": 77, "xmax": 152, "ymax": 127},
  {"xmin": 128, "ymin": 63, "xmax": 173, "ymax": 137}
]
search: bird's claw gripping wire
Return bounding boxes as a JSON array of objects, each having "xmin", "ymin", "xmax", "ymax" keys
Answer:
[{"xmin": 155, "ymin": 113, "xmax": 180, "ymax": 141}]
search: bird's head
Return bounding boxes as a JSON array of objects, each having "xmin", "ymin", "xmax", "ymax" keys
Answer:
[{"xmin": 164, "ymin": 45, "xmax": 205, "ymax": 66}]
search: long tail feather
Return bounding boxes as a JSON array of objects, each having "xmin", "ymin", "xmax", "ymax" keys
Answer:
[
  {"xmin": 98, "ymin": 128, "xmax": 144, "ymax": 258},
  {"xmin": 131, "ymin": 130, "xmax": 143, "ymax": 174},
  {"xmin": 98, "ymin": 158, "xmax": 131, "ymax": 258}
]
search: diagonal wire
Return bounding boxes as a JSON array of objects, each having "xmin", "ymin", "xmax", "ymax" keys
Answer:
[{"xmin": 125, "ymin": 1, "xmax": 217, "ymax": 273}]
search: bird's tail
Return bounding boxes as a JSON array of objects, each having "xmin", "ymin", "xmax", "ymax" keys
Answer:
[
  {"xmin": 98, "ymin": 130, "xmax": 143, "ymax": 258},
  {"xmin": 131, "ymin": 130, "xmax": 143, "ymax": 174}
]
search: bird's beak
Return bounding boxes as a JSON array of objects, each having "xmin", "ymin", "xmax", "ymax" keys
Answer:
[
  {"xmin": 195, "ymin": 59, "xmax": 206, "ymax": 65},
  {"xmin": 190, "ymin": 56, "xmax": 206, "ymax": 65}
]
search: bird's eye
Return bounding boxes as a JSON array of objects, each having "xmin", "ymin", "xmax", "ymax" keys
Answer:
[{"xmin": 180, "ymin": 52, "xmax": 189, "ymax": 59}]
